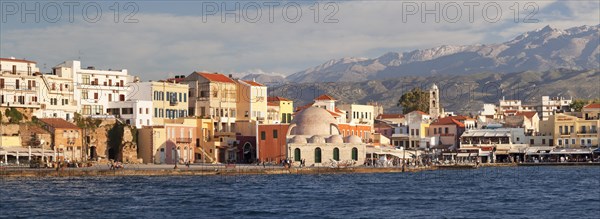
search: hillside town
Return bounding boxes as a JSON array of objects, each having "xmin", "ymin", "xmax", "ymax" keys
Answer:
[{"xmin": 1, "ymin": 57, "xmax": 599, "ymax": 168}]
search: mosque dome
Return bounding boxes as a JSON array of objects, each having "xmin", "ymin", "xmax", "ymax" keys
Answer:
[
  {"xmin": 308, "ymin": 135, "xmax": 326, "ymax": 144},
  {"xmin": 290, "ymin": 136, "xmax": 308, "ymax": 144},
  {"xmin": 345, "ymin": 135, "xmax": 363, "ymax": 144},
  {"xmin": 289, "ymin": 107, "xmax": 339, "ymax": 136},
  {"xmin": 327, "ymin": 135, "xmax": 344, "ymax": 144}
]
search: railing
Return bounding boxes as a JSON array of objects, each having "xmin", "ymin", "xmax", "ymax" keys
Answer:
[{"xmin": 176, "ymin": 138, "xmax": 192, "ymax": 143}]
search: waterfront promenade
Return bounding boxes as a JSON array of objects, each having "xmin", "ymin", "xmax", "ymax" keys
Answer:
[{"xmin": 1, "ymin": 162, "xmax": 598, "ymax": 178}]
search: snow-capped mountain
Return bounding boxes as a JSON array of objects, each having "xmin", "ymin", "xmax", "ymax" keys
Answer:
[{"xmin": 287, "ymin": 24, "xmax": 600, "ymax": 83}]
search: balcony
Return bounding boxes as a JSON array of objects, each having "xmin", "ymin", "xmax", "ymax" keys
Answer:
[
  {"xmin": 176, "ymin": 138, "xmax": 192, "ymax": 143},
  {"xmin": 439, "ymin": 133, "xmax": 455, "ymax": 137},
  {"xmin": 0, "ymin": 101, "xmax": 41, "ymax": 108}
]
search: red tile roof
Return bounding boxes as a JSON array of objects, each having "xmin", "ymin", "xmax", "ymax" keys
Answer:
[
  {"xmin": 195, "ymin": 72, "xmax": 235, "ymax": 83},
  {"xmin": 242, "ymin": 80, "xmax": 264, "ymax": 86},
  {"xmin": 412, "ymin": 111, "xmax": 428, "ymax": 115},
  {"xmin": 267, "ymin": 102, "xmax": 279, "ymax": 106},
  {"xmin": 431, "ymin": 117, "xmax": 465, "ymax": 128},
  {"xmin": 166, "ymin": 77, "xmax": 185, "ymax": 83},
  {"xmin": 295, "ymin": 102, "xmax": 314, "ymax": 112},
  {"xmin": 0, "ymin": 57, "xmax": 36, "ymax": 64},
  {"xmin": 314, "ymin": 94, "xmax": 336, "ymax": 101},
  {"xmin": 583, "ymin": 103, "xmax": 600, "ymax": 109},
  {"xmin": 377, "ymin": 114, "xmax": 404, "ymax": 119},
  {"xmin": 334, "ymin": 108, "xmax": 344, "ymax": 114},
  {"xmin": 267, "ymin": 96, "xmax": 292, "ymax": 102},
  {"xmin": 515, "ymin": 111, "xmax": 538, "ymax": 119},
  {"xmin": 326, "ymin": 109, "xmax": 343, "ymax": 117},
  {"xmin": 39, "ymin": 118, "xmax": 80, "ymax": 129}
]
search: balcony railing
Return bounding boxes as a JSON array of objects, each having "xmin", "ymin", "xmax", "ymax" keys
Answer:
[{"xmin": 176, "ymin": 138, "xmax": 192, "ymax": 143}]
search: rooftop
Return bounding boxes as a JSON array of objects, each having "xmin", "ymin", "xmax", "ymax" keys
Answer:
[
  {"xmin": 267, "ymin": 96, "xmax": 292, "ymax": 102},
  {"xmin": 376, "ymin": 114, "xmax": 404, "ymax": 119},
  {"xmin": 39, "ymin": 118, "xmax": 80, "ymax": 129},
  {"xmin": 241, "ymin": 80, "xmax": 264, "ymax": 87},
  {"xmin": 583, "ymin": 103, "xmax": 600, "ymax": 109},
  {"xmin": 431, "ymin": 117, "xmax": 465, "ymax": 127},
  {"xmin": 314, "ymin": 94, "xmax": 336, "ymax": 101},
  {"xmin": 194, "ymin": 72, "xmax": 235, "ymax": 84},
  {"xmin": 0, "ymin": 57, "xmax": 36, "ymax": 64},
  {"xmin": 516, "ymin": 111, "xmax": 538, "ymax": 119}
]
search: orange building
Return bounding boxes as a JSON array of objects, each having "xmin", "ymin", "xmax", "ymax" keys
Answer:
[
  {"xmin": 257, "ymin": 124, "xmax": 289, "ymax": 163},
  {"xmin": 338, "ymin": 123, "xmax": 372, "ymax": 142}
]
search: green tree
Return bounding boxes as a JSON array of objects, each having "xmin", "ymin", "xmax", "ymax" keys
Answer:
[
  {"xmin": 5, "ymin": 108, "xmax": 24, "ymax": 124},
  {"xmin": 570, "ymin": 99, "xmax": 600, "ymax": 112},
  {"xmin": 397, "ymin": 88, "xmax": 429, "ymax": 114}
]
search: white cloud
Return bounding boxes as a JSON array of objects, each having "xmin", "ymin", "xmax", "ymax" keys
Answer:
[{"xmin": 0, "ymin": 0, "xmax": 597, "ymax": 80}]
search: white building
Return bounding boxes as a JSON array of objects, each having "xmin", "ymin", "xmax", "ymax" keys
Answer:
[
  {"xmin": 34, "ymin": 74, "xmax": 78, "ymax": 121},
  {"xmin": 52, "ymin": 60, "xmax": 135, "ymax": 116},
  {"xmin": 541, "ymin": 96, "xmax": 572, "ymax": 121},
  {"xmin": 107, "ymin": 100, "xmax": 153, "ymax": 129},
  {"xmin": 0, "ymin": 58, "xmax": 41, "ymax": 110},
  {"xmin": 337, "ymin": 104, "xmax": 375, "ymax": 127}
]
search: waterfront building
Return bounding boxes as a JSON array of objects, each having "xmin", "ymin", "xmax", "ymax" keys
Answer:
[
  {"xmin": 38, "ymin": 118, "xmax": 83, "ymax": 162},
  {"xmin": 459, "ymin": 128, "xmax": 528, "ymax": 163},
  {"xmin": 286, "ymin": 107, "xmax": 366, "ymax": 167},
  {"xmin": 406, "ymin": 111, "xmax": 432, "ymax": 149},
  {"xmin": 257, "ymin": 124, "xmax": 290, "ymax": 163},
  {"xmin": 582, "ymin": 103, "xmax": 600, "ymax": 120},
  {"xmin": 34, "ymin": 73, "xmax": 78, "ymax": 121},
  {"xmin": 0, "ymin": 58, "xmax": 42, "ymax": 117},
  {"xmin": 267, "ymin": 96, "xmax": 294, "ymax": 124},
  {"xmin": 337, "ymin": 103, "xmax": 375, "ymax": 128},
  {"xmin": 137, "ymin": 118, "xmax": 197, "ymax": 164},
  {"xmin": 114, "ymin": 81, "xmax": 189, "ymax": 127},
  {"xmin": 428, "ymin": 117, "xmax": 466, "ymax": 150},
  {"xmin": 234, "ymin": 80, "xmax": 267, "ymax": 136},
  {"xmin": 504, "ymin": 111, "xmax": 540, "ymax": 134},
  {"xmin": 541, "ymin": 96, "xmax": 572, "ymax": 121},
  {"xmin": 106, "ymin": 100, "xmax": 153, "ymax": 129},
  {"xmin": 539, "ymin": 113, "xmax": 599, "ymax": 148},
  {"xmin": 184, "ymin": 72, "xmax": 237, "ymax": 132},
  {"xmin": 52, "ymin": 60, "xmax": 134, "ymax": 116}
]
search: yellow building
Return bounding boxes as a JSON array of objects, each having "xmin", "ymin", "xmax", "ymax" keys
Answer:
[
  {"xmin": 184, "ymin": 72, "xmax": 237, "ymax": 132},
  {"xmin": 267, "ymin": 96, "xmax": 293, "ymax": 124},
  {"xmin": 127, "ymin": 81, "xmax": 189, "ymax": 125},
  {"xmin": 540, "ymin": 113, "xmax": 599, "ymax": 148}
]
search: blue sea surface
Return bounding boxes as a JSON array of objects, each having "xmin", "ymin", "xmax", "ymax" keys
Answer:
[{"xmin": 1, "ymin": 166, "xmax": 599, "ymax": 218}]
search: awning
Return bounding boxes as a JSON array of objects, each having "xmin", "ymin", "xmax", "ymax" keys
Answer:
[
  {"xmin": 495, "ymin": 151, "xmax": 509, "ymax": 155},
  {"xmin": 457, "ymin": 153, "xmax": 473, "ymax": 157}
]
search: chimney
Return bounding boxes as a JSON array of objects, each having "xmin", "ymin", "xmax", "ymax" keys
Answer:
[{"xmin": 229, "ymin": 74, "xmax": 233, "ymax": 78}]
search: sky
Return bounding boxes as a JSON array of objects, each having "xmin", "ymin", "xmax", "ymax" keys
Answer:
[{"xmin": 0, "ymin": 0, "xmax": 598, "ymax": 80}]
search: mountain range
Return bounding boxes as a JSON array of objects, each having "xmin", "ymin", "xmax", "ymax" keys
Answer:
[
  {"xmin": 284, "ymin": 24, "xmax": 599, "ymax": 83},
  {"xmin": 270, "ymin": 69, "xmax": 600, "ymax": 114}
]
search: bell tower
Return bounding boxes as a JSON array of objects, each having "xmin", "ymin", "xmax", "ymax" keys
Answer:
[{"xmin": 429, "ymin": 84, "xmax": 440, "ymax": 118}]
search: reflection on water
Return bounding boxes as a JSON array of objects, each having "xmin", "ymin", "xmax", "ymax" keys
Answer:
[{"xmin": 1, "ymin": 167, "xmax": 599, "ymax": 218}]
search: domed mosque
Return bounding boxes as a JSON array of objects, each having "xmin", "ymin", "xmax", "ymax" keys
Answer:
[{"xmin": 287, "ymin": 107, "xmax": 366, "ymax": 166}]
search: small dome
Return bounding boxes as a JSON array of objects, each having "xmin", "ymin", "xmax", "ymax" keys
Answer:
[
  {"xmin": 290, "ymin": 136, "xmax": 307, "ymax": 144},
  {"xmin": 308, "ymin": 135, "xmax": 326, "ymax": 144},
  {"xmin": 289, "ymin": 107, "xmax": 338, "ymax": 136},
  {"xmin": 345, "ymin": 135, "xmax": 362, "ymax": 144},
  {"xmin": 327, "ymin": 135, "xmax": 344, "ymax": 144},
  {"xmin": 431, "ymin": 83, "xmax": 438, "ymax": 90}
]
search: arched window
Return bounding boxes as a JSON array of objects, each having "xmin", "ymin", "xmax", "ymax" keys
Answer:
[
  {"xmin": 351, "ymin": 147, "xmax": 358, "ymax": 161},
  {"xmin": 294, "ymin": 148, "xmax": 301, "ymax": 162},
  {"xmin": 314, "ymin": 147, "xmax": 322, "ymax": 163},
  {"xmin": 333, "ymin": 148, "xmax": 340, "ymax": 161}
]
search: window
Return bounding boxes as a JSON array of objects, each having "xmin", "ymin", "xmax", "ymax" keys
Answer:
[
  {"xmin": 333, "ymin": 148, "xmax": 340, "ymax": 161},
  {"xmin": 94, "ymin": 93, "xmax": 98, "ymax": 100},
  {"xmin": 294, "ymin": 148, "xmax": 301, "ymax": 162},
  {"xmin": 351, "ymin": 147, "xmax": 358, "ymax": 161},
  {"xmin": 273, "ymin": 130, "xmax": 278, "ymax": 139},
  {"xmin": 581, "ymin": 139, "xmax": 585, "ymax": 145},
  {"xmin": 260, "ymin": 131, "xmax": 266, "ymax": 140},
  {"xmin": 0, "ymin": 78, "xmax": 4, "ymax": 89},
  {"xmin": 434, "ymin": 128, "xmax": 437, "ymax": 134},
  {"xmin": 530, "ymin": 139, "xmax": 534, "ymax": 145},
  {"xmin": 122, "ymin": 108, "xmax": 133, "ymax": 115},
  {"xmin": 314, "ymin": 148, "xmax": 322, "ymax": 163},
  {"xmin": 82, "ymin": 75, "xmax": 91, "ymax": 85},
  {"xmin": 587, "ymin": 139, "xmax": 592, "ymax": 145},
  {"xmin": 444, "ymin": 127, "xmax": 449, "ymax": 134},
  {"xmin": 542, "ymin": 139, "xmax": 546, "ymax": 145},
  {"xmin": 571, "ymin": 139, "xmax": 575, "ymax": 145},
  {"xmin": 82, "ymin": 91, "xmax": 88, "ymax": 99}
]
